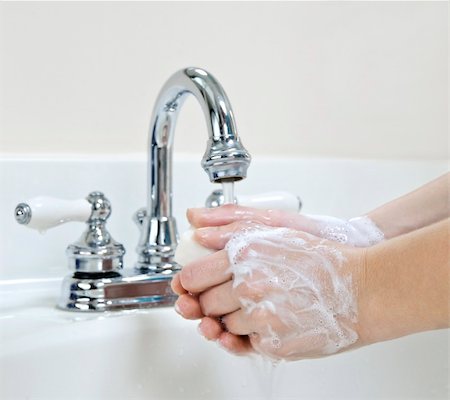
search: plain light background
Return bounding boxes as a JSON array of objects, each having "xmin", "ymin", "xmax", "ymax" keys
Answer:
[
  {"xmin": 0, "ymin": 5, "xmax": 448, "ymax": 397},
  {"xmin": 0, "ymin": 1, "xmax": 448, "ymax": 159}
]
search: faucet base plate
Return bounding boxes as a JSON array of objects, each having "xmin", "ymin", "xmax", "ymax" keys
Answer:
[{"xmin": 58, "ymin": 272, "xmax": 177, "ymax": 312}]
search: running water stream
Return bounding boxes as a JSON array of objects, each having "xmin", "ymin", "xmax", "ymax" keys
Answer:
[{"xmin": 222, "ymin": 181, "xmax": 235, "ymax": 205}]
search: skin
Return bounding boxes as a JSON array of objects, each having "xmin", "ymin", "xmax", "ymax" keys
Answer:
[
  {"xmin": 368, "ymin": 173, "xmax": 449, "ymax": 239},
  {"xmin": 173, "ymin": 217, "xmax": 449, "ymax": 357},
  {"xmin": 358, "ymin": 219, "xmax": 449, "ymax": 344},
  {"xmin": 171, "ymin": 174, "xmax": 449, "ymax": 359},
  {"xmin": 178, "ymin": 173, "xmax": 448, "ymax": 243}
]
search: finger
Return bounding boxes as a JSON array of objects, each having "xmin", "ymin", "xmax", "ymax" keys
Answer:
[
  {"xmin": 187, "ymin": 204, "xmax": 276, "ymax": 227},
  {"xmin": 170, "ymin": 273, "xmax": 187, "ymax": 295},
  {"xmin": 174, "ymin": 294, "xmax": 203, "ymax": 320},
  {"xmin": 223, "ymin": 303, "xmax": 288, "ymax": 337},
  {"xmin": 179, "ymin": 249, "xmax": 231, "ymax": 293},
  {"xmin": 194, "ymin": 220, "xmax": 257, "ymax": 250},
  {"xmin": 198, "ymin": 317, "xmax": 224, "ymax": 341},
  {"xmin": 221, "ymin": 309, "xmax": 255, "ymax": 336},
  {"xmin": 218, "ymin": 332, "xmax": 253, "ymax": 355},
  {"xmin": 187, "ymin": 204, "xmax": 311, "ymax": 231},
  {"xmin": 193, "ymin": 219, "xmax": 319, "ymax": 252},
  {"xmin": 199, "ymin": 280, "xmax": 240, "ymax": 317}
]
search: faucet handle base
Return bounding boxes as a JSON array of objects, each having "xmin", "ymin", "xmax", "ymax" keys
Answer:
[{"xmin": 134, "ymin": 210, "xmax": 181, "ymax": 274}]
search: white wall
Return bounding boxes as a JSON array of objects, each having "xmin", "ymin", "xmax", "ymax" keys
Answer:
[{"xmin": 0, "ymin": 1, "xmax": 447, "ymax": 159}]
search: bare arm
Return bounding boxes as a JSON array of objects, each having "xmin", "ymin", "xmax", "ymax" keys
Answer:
[
  {"xmin": 367, "ymin": 173, "xmax": 449, "ymax": 239},
  {"xmin": 358, "ymin": 218, "xmax": 450, "ymax": 345}
]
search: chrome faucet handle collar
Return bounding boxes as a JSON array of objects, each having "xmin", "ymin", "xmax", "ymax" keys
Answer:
[{"xmin": 67, "ymin": 192, "xmax": 125, "ymax": 274}]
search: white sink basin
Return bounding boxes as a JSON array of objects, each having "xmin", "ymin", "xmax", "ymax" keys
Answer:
[
  {"xmin": 1, "ymin": 156, "xmax": 448, "ymax": 399},
  {"xmin": 0, "ymin": 278, "xmax": 448, "ymax": 400}
]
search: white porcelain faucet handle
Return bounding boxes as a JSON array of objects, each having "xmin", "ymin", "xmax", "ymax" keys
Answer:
[
  {"xmin": 238, "ymin": 191, "xmax": 301, "ymax": 212},
  {"xmin": 206, "ymin": 190, "xmax": 302, "ymax": 212},
  {"xmin": 14, "ymin": 196, "xmax": 91, "ymax": 231}
]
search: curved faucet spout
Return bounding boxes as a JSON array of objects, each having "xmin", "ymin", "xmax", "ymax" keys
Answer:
[{"xmin": 135, "ymin": 67, "xmax": 251, "ymax": 273}]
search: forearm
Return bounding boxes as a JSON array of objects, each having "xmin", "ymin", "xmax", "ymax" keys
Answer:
[
  {"xmin": 357, "ymin": 218, "xmax": 450, "ymax": 346},
  {"xmin": 367, "ymin": 173, "xmax": 449, "ymax": 239}
]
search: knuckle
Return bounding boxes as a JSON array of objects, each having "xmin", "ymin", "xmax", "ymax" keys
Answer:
[
  {"xmin": 221, "ymin": 203, "xmax": 238, "ymax": 212},
  {"xmin": 235, "ymin": 282, "xmax": 264, "ymax": 302},
  {"xmin": 226, "ymin": 214, "xmax": 264, "ymax": 233},
  {"xmin": 220, "ymin": 314, "xmax": 233, "ymax": 331},
  {"xmin": 198, "ymin": 292, "xmax": 213, "ymax": 316},
  {"xmin": 251, "ymin": 307, "xmax": 270, "ymax": 321},
  {"xmin": 265, "ymin": 208, "xmax": 283, "ymax": 223},
  {"xmin": 221, "ymin": 315, "xmax": 240, "ymax": 335},
  {"xmin": 179, "ymin": 265, "xmax": 195, "ymax": 291}
]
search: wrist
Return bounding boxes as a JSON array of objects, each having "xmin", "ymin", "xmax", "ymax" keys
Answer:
[
  {"xmin": 354, "ymin": 241, "xmax": 414, "ymax": 346},
  {"xmin": 349, "ymin": 243, "xmax": 408, "ymax": 347},
  {"xmin": 353, "ymin": 245, "xmax": 389, "ymax": 346},
  {"xmin": 343, "ymin": 246, "xmax": 382, "ymax": 347}
]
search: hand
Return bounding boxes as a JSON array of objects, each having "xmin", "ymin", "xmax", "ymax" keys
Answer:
[
  {"xmin": 186, "ymin": 205, "xmax": 384, "ymax": 247},
  {"xmin": 172, "ymin": 221, "xmax": 366, "ymax": 361}
]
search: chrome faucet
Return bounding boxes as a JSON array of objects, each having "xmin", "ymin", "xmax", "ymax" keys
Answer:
[
  {"xmin": 14, "ymin": 67, "xmax": 251, "ymax": 311},
  {"xmin": 135, "ymin": 67, "xmax": 251, "ymax": 274}
]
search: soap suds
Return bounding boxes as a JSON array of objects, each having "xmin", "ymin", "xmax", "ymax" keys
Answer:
[
  {"xmin": 307, "ymin": 215, "xmax": 384, "ymax": 247},
  {"xmin": 225, "ymin": 226, "xmax": 358, "ymax": 361}
]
